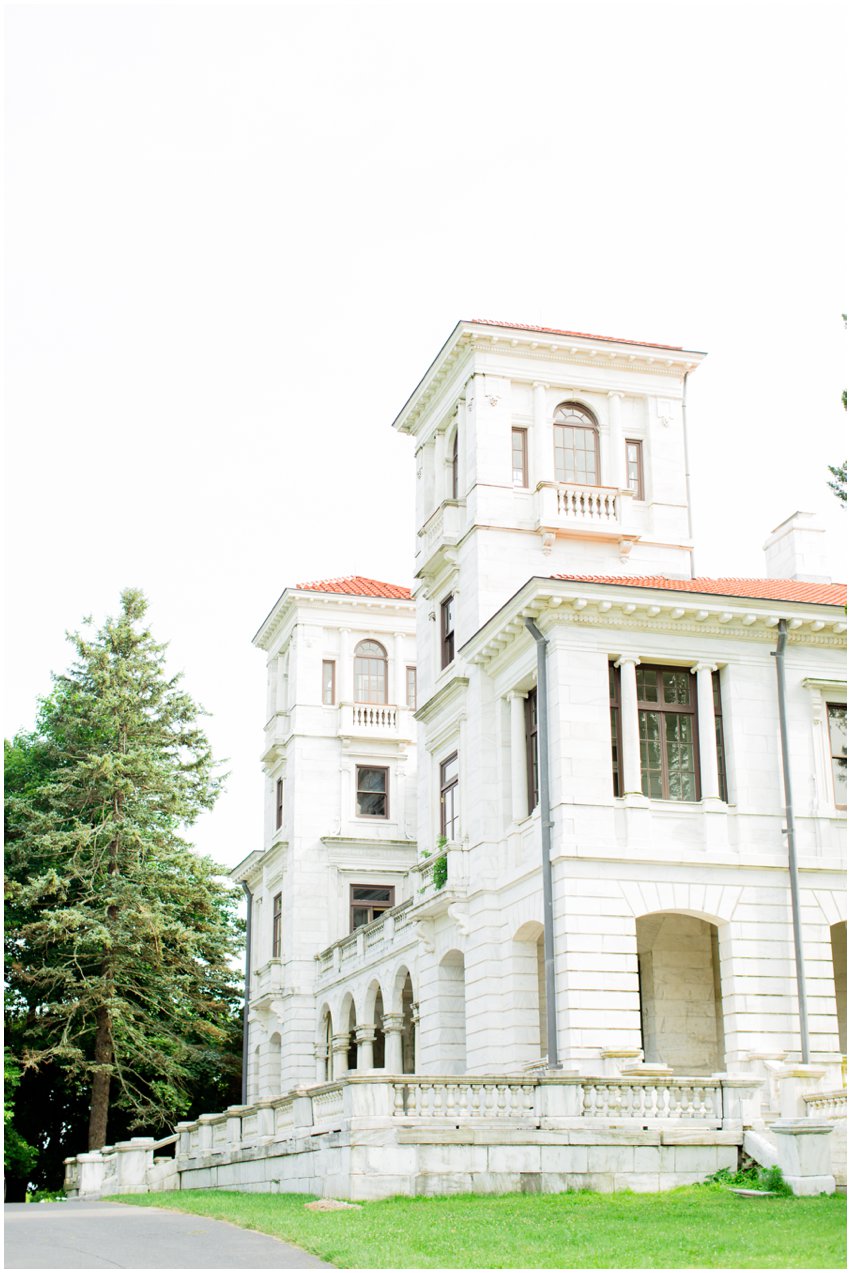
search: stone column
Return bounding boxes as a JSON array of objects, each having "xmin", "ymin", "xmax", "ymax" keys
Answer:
[
  {"xmin": 615, "ymin": 655, "xmax": 643, "ymax": 797},
  {"xmin": 508, "ymin": 691, "xmax": 529, "ymax": 822},
  {"xmin": 383, "ymin": 1013, "xmax": 404, "ymax": 1072},
  {"xmin": 339, "ymin": 628, "xmax": 353, "ymax": 702},
  {"xmin": 608, "ymin": 392, "xmax": 624, "ymax": 488},
  {"xmin": 331, "ymin": 1032, "xmax": 351, "ymax": 1079},
  {"xmin": 533, "ymin": 382, "xmax": 549, "ymax": 486},
  {"xmin": 315, "ymin": 1044, "xmax": 328, "ymax": 1084},
  {"xmin": 355, "ymin": 1025, "xmax": 376, "ymax": 1070},
  {"xmin": 434, "ymin": 429, "xmax": 446, "ymax": 505},
  {"xmin": 692, "ymin": 661, "xmax": 721, "ymax": 802}
]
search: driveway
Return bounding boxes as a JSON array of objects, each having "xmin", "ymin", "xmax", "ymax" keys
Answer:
[{"xmin": 4, "ymin": 1199, "xmax": 333, "ymax": 1269}]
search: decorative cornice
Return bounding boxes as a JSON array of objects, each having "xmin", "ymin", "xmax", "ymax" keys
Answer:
[{"xmin": 254, "ymin": 588, "xmax": 415, "ymax": 652}]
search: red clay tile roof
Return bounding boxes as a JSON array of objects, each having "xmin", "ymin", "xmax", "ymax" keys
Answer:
[
  {"xmin": 470, "ymin": 319, "xmax": 690, "ymax": 353},
  {"xmin": 295, "ymin": 575, "xmax": 412, "ymax": 600},
  {"xmin": 552, "ymin": 575, "xmax": 847, "ymax": 607}
]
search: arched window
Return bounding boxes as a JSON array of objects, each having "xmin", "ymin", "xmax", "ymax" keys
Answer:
[
  {"xmin": 450, "ymin": 429, "xmax": 459, "ymax": 500},
  {"xmin": 553, "ymin": 402, "xmax": 600, "ymax": 485},
  {"xmin": 354, "ymin": 640, "xmax": 387, "ymax": 704}
]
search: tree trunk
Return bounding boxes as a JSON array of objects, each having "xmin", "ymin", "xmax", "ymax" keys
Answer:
[{"xmin": 88, "ymin": 1006, "xmax": 113, "ymax": 1150}]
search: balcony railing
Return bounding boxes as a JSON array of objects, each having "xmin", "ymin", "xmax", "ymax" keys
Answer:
[
  {"xmin": 536, "ymin": 482, "xmax": 634, "ymax": 541},
  {"xmin": 315, "ymin": 898, "xmax": 415, "ymax": 982},
  {"xmin": 410, "ymin": 843, "xmax": 468, "ymax": 917},
  {"xmin": 338, "ymin": 702, "xmax": 412, "ymax": 740},
  {"xmin": 416, "ymin": 500, "xmax": 463, "ymax": 573}
]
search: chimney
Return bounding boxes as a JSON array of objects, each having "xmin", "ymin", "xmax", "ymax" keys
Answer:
[{"xmin": 763, "ymin": 511, "xmax": 830, "ymax": 583}]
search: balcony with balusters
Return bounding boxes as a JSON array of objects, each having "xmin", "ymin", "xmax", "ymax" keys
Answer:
[{"xmin": 535, "ymin": 481, "xmax": 636, "ymax": 549}]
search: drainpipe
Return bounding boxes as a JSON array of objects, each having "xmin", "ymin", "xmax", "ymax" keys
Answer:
[
  {"xmin": 524, "ymin": 617, "xmax": 560, "ymax": 1070},
  {"xmin": 772, "ymin": 619, "xmax": 810, "ymax": 1062},
  {"xmin": 241, "ymin": 882, "xmax": 253, "ymax": 1104},
  {"xmin": 682, "ymin": 370, "xmax": 696, "ymax": 578}
]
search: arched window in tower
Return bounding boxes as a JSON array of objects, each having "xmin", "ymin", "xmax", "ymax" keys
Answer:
[
  {"xmin": 553, "ymin": 402, "xmax": 600, "ymax": 486},
  {"xmin": 354, "ymin": 639, "xmax": 388, "ymax": 704}
]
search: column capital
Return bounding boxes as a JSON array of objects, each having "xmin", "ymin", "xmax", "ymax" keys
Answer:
[
  {"xmin": 506, "ymin": 688, "xmax": 528, "ymax": 702},
  {"xmin": 331, "ymin": 1033, "xmax": 351, "ymax": 1053},
  {"xmin": 607, "ymin": 390, "xmax": 625, "ymax": 400},
  {"xmin": 382, "ymin": 1013, "xmax": 404, "ymax": 1034},
  {"xmin": 532, "ymin": 380, "xmax": 550, "ymax": 390},
  {"xmin": 691, "ymin": 661, "xmax": 718, "ymax": 675},
  {"xmin": 614, "ymin": 654, "xmax": 641, "ymax": 669},
  {"xmin": 354, "ymin": 1025, "xmax": 376, "ymax": 1045}
]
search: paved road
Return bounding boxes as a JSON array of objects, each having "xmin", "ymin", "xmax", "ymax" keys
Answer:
[{"xmin": 4, "ymin": 1199, "xmax": 333, "ymax": 1269}]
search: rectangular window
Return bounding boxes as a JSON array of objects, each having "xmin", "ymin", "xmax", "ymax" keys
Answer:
[
  {"xmin": 272, "ymin": 892, "xmax": 282, "ymax": 958},
  {"xmin": 511, "ymin": 427, "xmax": 528, "ymax": 487},
  {"xmin": 827, "ymin": 703, "xmax": 847, "ymax": 808},
  {"xmin": 636, "ymin": 665, "xmax": 699, "ymax": 802},
  {"xmin": 350, "ymin": 884, "xmax": 395, "ymax": 931},
  {"xmin": 322, "ymin": 660, "xmax": 336, "ymax": 705},
  {"xmin": 609, "ymin": 663, "xmax": 622, "ymax": 797},
  {"xmin": 441, "ymin": 595, "xmax": 455, "ymax": 669},
  {"xmin": 440, "ymin": 752, "xmax": 460, "ymax": 841},
  {"xmin": 356, "ymin": 765, "xmax": 388, "ymax": 818},
  {"xmin": 275, "ymin": 777, "xmax": 284, "ymax": 830},
  {"xmin": 713, "ymin": 671, "xmax": 728, "ymax": 803},
  {"xmin": 406, "ymin": 665, "xmax": 417, "ymax": 709},
  {"xmin": 625, "ymin": 439, "xmax": 644, "ymax": 500},
  {"xmin": 524, "ymin": 689, "xmax": 539, "ymax": 813}
]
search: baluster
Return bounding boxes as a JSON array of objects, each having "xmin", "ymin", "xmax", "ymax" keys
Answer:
[
  {"xmin": 583, "ymin": 1083, "xmax": 595, "ymax": 1116},
  {"xmin": 420, "ymin": 1083, "xmax": 431, "ymax": 1117},
  {"xmin": 471, "ymin": 1085, "xmax": 481, "ymax": 1117},
  {"xmin": 393, "ymin": 1084, "xmax": 404, "ymax": 1116},
  {"xmin": 446, "ymin": 1084, "xmax": 456, "ymax": 1117},
  {"xmin": 658, "ymin": 1086, "xmax": 670, "ymax": 1119}
]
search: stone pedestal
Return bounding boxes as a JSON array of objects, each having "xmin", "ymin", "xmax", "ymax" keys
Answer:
[
  {"xmin": 776, "ymin": 1065, "xmax": 827, "ymax": 1120},
  {"xmin": 770, "ymin": 1119, "xmax": 835, "ymax": 1195}
]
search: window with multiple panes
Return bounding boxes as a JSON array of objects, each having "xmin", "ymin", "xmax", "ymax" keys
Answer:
[
  {"xmin": 609, "ymin": 663, "xmax": 622, "ymax": 797},
  {"xmin": 512, "ymin": 427, "xmax": 528, "ymax": 487},
  {"xmin": 625, "ymin": 439, "xmax": 644, "ymax": 499},
  {"xmin": 272, "ymin": 891, "xmax": 282, "ymax": 958},
  {"xmin": 553, "ymin": 403, "xmax": 600, "ymax": 485},
  {"xmin": 827, "ymin": 703, "xmax": 847, "ymax": 808},
  {"xmin": 354, "ymin": 640, "xmax": 387, "ymax": 704},
  {"xmin": 356, "ymin": 765, "xmax": 388, "ymax": 818},
  {"xmin": 525, "ymin": 689, "xmax": 539, "ymax": 813},
  {"xmin": 441, "ymin": 595, "xmax": 455, "ymax": 668},
  {"xmin": 450, "ymin": 429, "xmax": 459, "ymax": 499},
  {"xmin": 350, "ymin": 885, "xmax": 395, "ymax": 931},
  {"xmin": 713, "ymin": 672, "xmax": 729, "ymax": 803},
  {"xmin": 322, "ymin": 659, "xmax": 336, "ymax": 705},
  {"xmin": 636, "ymin": 665, "xmax": 699, "ymax": 801},
  {"xmin": 440, "ymin": 752, "xmax": 460, "ymax": 840},
  {"xmin": 275, "ymin": 777, "xmax": 284, "ymax": 829},
  {"xmin": 406, "ymin": 665, "xmax": 417, "ymax": 709}
]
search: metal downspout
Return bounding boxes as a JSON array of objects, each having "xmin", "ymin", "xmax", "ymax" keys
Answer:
[
  {"xmin": 772, "ymin": 619, "xmax": 810, "ymax": 1062},
  {"xmin": 524, "ymin": 617, "xmax": 560, "ymax": 1070},
  {"xmin": 241, "ymin": 882, "xmax": 253, "ymax": 1104},
  {"xmin": 681, "ymin": 370, "xmax": 696, "ymax": 578}
]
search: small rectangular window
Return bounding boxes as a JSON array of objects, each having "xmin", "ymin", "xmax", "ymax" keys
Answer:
[
  {"xmin": 356, "ymin": 765, "xmax": 388, "ymax": 818},
  {"xmin": 322, "ymin": 660, "xmax": 336, "ymax": 705},
  {"xmin": 525, "ymin": 689, "xmax": 539, "ymax": 813},
  {"xmin": 609, "ymin": 663, "xmax": 622, "ymax": 797},
  {"xmin": 406, "ymin": 665, "xmax": 417, "ymax": 709},
  {"xmin": 275, "ymin": 777, "xmax": 284, "ymax": 830},
  {"xmin": 440, "ymin": 752, "xmax": 460, "ymax": 840},
  {"xmin": 625, "ymin": 439, "xmax": 644, "ymax": 500},
  {"xmin": 272, "ymin": 892, "xmax": 282, "ymax": 958},
  {"xmin": 511, "ymin": 428, "xmax": 528, "ymax": 487},
  {"xmin": 350, "ymin": 884, "xmax": 395, "ymax": 931},
  {"xmin": 827, "ymin": 703, "xmax": 847, "ymax": 809},
  {"xmin": 441, "ymin": 595, "xmax": 455, "ymax": 669}
]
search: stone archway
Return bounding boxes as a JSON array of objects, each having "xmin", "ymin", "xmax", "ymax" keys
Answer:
[
  {"xmin": 636, "ymin": 912, "xmax": 725, "ymax": 1075},
  {"xmin": 438, "ymin": 949, "xmax": 467, "ymax": 1074},
  {"xmin": 511, "ymin": 921, "xmax": 546, "ymax": 1067}
]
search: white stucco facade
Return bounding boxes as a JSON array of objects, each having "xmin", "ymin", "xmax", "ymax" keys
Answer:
[{"xmin": 233, "ymin": 318, "xmax": 846, "ymax": 1157}]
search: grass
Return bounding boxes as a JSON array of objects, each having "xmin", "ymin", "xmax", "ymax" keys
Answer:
[{"xmin": 114, "ymin": 1184, "xmax": 846, "ymax": 1268}]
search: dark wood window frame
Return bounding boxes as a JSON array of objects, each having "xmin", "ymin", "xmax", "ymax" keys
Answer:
[
  {"xmin": 440, "ymin": 751, "xmax": 460, "ymax": 841},
  {"xmin": 713, "ymin": 671, "xmax": 729, "ymax": 803},
  {"xmin": 609, "ymin": 662, "xmax": 623, "ymax": 797},
  {"xmin": 827, "ymin": 702, "xmax": 847, "ymax": 810},
  {"xmin": 350, "ymin": 884, "xmax": 395, "ymax": 932},
  {"xmin": 355, "ymin": 764, "xmax": 389, "ymax": 819},
  {"xmin": 322, "ymin": 659, "xmax": 336, "ymax": 705},
  {"xmin": 275, "ymin": 777, "xmax": 284, "ymax": 830},
  {"xmin": 525, "ymin": 689, "xmax": 539, "ymax": 814},
  {"xmin": 406, "ymin": 665, "xmax": 417, "ymax": 709},
  {"xmin": 636, "ymin": 664, "xmax": 701, "ymax": 802},
  {"xmin": 553, "ymin": 402, "xmax": 600, "ymax": 486},
  {"xmin": 354, "ymin": 639, "xmax": 388, "ymax": 704},
  {"xmin": 272, "ymin": 891, "xmax": 282, "ymax": 958},
  {"xmin": 441, "ymin": 595, "xmax": 455, "ymax": 669},
  {"xmin": 512, "ymin": 427, "xmax": 529, "ymax": 488},
  {"xmin": 625, "ymin": 438, "xmax": 645, "ymax": 500}
]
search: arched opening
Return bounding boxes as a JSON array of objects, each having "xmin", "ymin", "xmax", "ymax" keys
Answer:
[
  {"xmin": 346, "ymin": 999, "xmax": 358, "ymax": 1072},
  {"xmin": 553, "ymin": 402, "xmax": 600, "ymax": 486},
  {"xmin": 354, "ymin": 640, "xmax": 387, "ymax": 704},
  {"xmin": 318, "ymin": 1007, "xmax": 333, "ymax": 1082},
  {"xmin": 401, "ymin": 972, "xmax": 416, "ymax": 1073},
  {"xmin": 831, "ymin": 921, "xmax": 847, "ymax": 1055},
  {"xmin": 636, "ymin": 913, "xmax": 725, "ymax": 1075},
  {"xmin": 268, "ymin": 1032, "xmax": 282, "ymax": 1097},
  {"xmin": 251, "ymin": 1043, "xmax": 261, "ymax": 1102},
  {"xmin": 438, "ymin": 949, "xmax": 467, "ymax": 1074},
  {"xmin": 373, "ymin": 987, "xmax": 386, "ymax": 1069},
  {"xmin": 511, "ymin": 921, "xmax": 546, "ymax": 1066}
]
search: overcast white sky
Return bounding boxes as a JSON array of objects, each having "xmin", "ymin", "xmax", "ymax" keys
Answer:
[{"xmin": 5, "ymin": 0, "xmax": 847, "ymax": 869}]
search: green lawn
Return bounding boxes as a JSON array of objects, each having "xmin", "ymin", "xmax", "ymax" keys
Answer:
[{"xmin": 114, "ymin": 1185, "xmax": 846, "ymax": 1268}]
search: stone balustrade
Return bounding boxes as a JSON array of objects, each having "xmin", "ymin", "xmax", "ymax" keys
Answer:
[
  {"xmin": 339, "ymin": 702, "xmax": 405, "ymax": 737},
  {"xmin": 410, "ymin": 844, "xmax": 468, "ymax": 916},
  {"xmin": 536, "ymin": 482, "xmax": 633, "ymax": 539},
  {"xmin": 803, "ymin": 1089, "xmax": 847, "ymax": 1119},
  {"xmin": 315, "ymin": 899, "xmax": 415, "ymax": 983}
]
